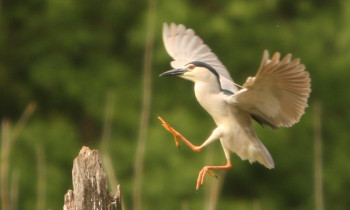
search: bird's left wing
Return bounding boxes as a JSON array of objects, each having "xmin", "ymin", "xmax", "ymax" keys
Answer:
[
  {"xmin": 227, "ymin": 50, "xmax": 311, "ymax": 128},
  {"xmin": 163, "ymin": 23, "xmax": 238, "ymax": 93}
]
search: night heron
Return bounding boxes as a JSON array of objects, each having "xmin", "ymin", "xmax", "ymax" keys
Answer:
[{"xmin": 158, "ymin": 23, "xmax": 311, "ymax": 190}]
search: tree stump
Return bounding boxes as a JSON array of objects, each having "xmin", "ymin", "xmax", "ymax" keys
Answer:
[{"xmin": 63, "ymin": 146, "xmax": 122, "ymax": 210}]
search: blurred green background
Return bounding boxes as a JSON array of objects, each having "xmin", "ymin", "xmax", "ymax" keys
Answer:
[{"xmin": 1, "ymin": 0, "xmax": 350, "ymax": 209}]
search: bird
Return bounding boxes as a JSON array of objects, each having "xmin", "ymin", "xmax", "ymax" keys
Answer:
[{"xmin": 158, "ymin": 23, "xmax": 311, "ymax": 190}]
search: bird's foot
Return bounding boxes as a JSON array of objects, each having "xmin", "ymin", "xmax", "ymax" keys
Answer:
[
  {"xmin": 158, "ymin": 116, "xmax": 202, "ymax": 151},
  {"xmin": 158, "ymin": 116, "xmax": 180, "ymax": 149},
  {"xmin": 196, "ymin": 166, "xmax": 218, "ymax": 190}
]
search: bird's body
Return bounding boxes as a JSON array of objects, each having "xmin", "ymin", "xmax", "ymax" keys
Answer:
[
  {"xmin": 193, "ymin": 68, "xmax": 274, "ymax": 169},
  {"xmin": 159, "ymin": 23, "xmax": 310, "ymax": 189}
]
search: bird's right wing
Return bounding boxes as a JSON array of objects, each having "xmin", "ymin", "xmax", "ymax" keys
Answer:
[
  {"xmin": 163, "ymin": 23, "xmax": 238, "ymax": 93},
  {"xmin": 227, "ymin": 50, "xmax": 311, "ymax": 128}
]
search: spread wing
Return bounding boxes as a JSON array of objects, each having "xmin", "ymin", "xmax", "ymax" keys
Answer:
[
  {"xmin": 163, "ymin": 23, "xmax": 238, "ymax": 93},
  {"xmin": 228, "ymin": 50, "xmax": 311, "ymax": 128}
]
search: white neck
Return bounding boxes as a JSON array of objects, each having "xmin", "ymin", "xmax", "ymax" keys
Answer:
[{"xmin": 193, "ymin": 77, "xmax": 223, "ymax": 116}]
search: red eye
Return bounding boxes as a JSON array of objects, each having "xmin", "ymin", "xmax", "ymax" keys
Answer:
[{"xmin": 188, "ymin": 65, "xmax": 195, "ymax": 70}]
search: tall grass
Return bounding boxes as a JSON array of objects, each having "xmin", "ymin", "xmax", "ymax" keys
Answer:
[
  {"xmin": 313, "ymin": 102, "xmax": 324, "ymax": 210},
  {"xmin": 133, "ymin": 0, "xmax": 156, "ymax": 209},
  {"xmin": 10, "ymin": 169, "xmax": 19, "ymax": 210},
  {"xmin": 36, "ymin": 146, "xmax": 46, "ymax": 210},
  {"xmin": 205, "ymin": 171, "xmax": 226, "ymax": 210},
  {"xmin": 99, "ymin": 91, "xmax": 126, "ymax": 209},
  {"xmin": 1, "ymin": 119, "xmax": 11, "ymax": 210},
  {"xmin": 0, "ymin": 102, "xmax": 36, "ymax": 210},
  {"xmin": 100, "ymin": 91, "xmax": 119, "ymax": 192}
]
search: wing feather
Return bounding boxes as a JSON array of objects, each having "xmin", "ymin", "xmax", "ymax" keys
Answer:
[
  {"xmin": 163, "ymin": 23, "xmax": 238, "ymax": 93},
  {"xmin": 228, "ymin": 50, "xmax": 311, "ymax": 128}
]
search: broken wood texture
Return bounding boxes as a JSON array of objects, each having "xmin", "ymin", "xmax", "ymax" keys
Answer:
[{"xmin": 64, "ymin": 146, "xmax": 122, "ymax": 210}]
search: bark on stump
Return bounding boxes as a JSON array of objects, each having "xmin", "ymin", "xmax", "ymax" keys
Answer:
[{"xmin": 64, "ymin": 146, "xmax": 122, "ymax": 210}]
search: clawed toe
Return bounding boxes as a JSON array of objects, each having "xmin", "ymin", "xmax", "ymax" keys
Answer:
[
  {"xmin": 196, "ymin": 167, "xmax": 218, "ymax": 190},
  {"xmin": 172, "ymin": 133, "xmax": 180, "ymax": 149}
]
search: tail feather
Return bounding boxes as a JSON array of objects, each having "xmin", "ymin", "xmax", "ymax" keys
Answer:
[{"xmin": 254, "ymin": 140, "xmax": 275, "ymax": 169}]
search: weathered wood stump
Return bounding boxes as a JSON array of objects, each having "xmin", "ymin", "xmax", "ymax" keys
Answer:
[{"xmin": 64, "ymin": 146, "xmax": 122, "ymax": 210}]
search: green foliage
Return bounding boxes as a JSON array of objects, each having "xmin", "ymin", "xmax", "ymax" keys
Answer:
[{"xmin": 1, "ymin": 0, "xmax": 350, "ymax": 209}]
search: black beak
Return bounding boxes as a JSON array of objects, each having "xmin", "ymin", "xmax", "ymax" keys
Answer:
[{"xmin": 159, "ymin": 68, "xmax": 187, "ymax": 77}]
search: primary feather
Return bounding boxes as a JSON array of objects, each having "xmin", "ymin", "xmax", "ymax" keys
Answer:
[{"xmin": 228, "ymin": 50, "xmax": 311, "ymax": 128}]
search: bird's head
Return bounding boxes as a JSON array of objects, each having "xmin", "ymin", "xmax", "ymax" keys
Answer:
[{"xmin": 160, "ymin": 61, "xmax": 220, "ymax": 84}]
